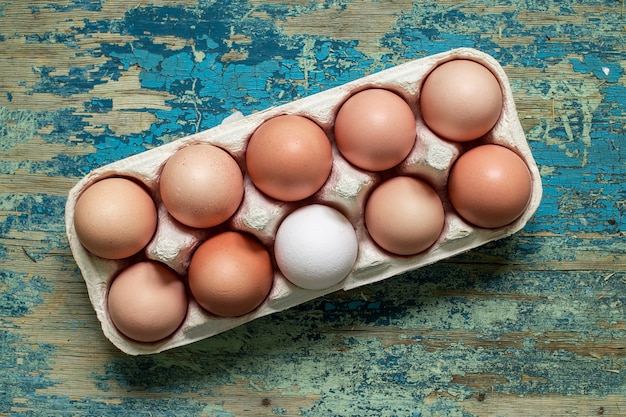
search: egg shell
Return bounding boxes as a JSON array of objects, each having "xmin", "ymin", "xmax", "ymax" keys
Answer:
[
  {"xmin": 334, "ymin": 88, "xmax": 417, "ymax": 171},
  {"xmin": 420, "ymin": 59, "xmax": 504, "ymax": 142},
  {"xmin": 107, "ymin": 261, "xmax": 188, "ymax": 343},
  {"xmin": 274, "ymin": 204, "xmax": 359, "ymax": 290},
  {"xmin": 448, "ymin": 144, "xmax": 533, "ymax": 228},
  {"xmin": 245, "ymin": 115, "xmax": 333, "ymax": 202},
  {"xmin": 188, "ymin": 231, "xmax": 274, "ymax": 317},
  {"xmin": 364, "ymin": 176, "xmax": 445, "ymax": 256},
  {"xmin": 65, "ymin": 48, "xmax": 543, "ymax": 355},
  {"xmin": 159, "ymin": 144, "xmax": 244, "ymax": 229},
  {"xmin": 73, "ymin": 177, "xmax": 158, "ymax": 260}
]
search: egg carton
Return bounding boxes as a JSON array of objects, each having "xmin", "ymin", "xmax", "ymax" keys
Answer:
[{"xmin": 65, "ymin": 48, "xmax": 542, "ymax": 355}]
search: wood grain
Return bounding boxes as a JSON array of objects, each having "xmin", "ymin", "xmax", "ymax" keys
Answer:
[{"xmin": 1, "ymin": 0, "xmax": 624, "ymax": 416}]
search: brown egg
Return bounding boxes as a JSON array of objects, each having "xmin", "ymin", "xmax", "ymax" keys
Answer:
[
  {"xmin": 73, "ymin": 177, "xmax": 157, "ymax": 259},
  {"xmin": 420, "ymin": 59, "xmax": 503, "ymax": 142},
  {"xmin": 107, "ymin": 261, "xmax": 188, "ymax": 343},
  {"xmin": 334, "ymin": 88, "xmax": 416, "ymax": 171},
  {"xmin": 245, "ymin": 115, "xmax": 333, "ymax": 201},
  {"xmin": 365, "ymin": 176, "xmax": 445, "ymax": 256},
  {"xmin": 159, "ymin": 144, "xmax": 244, "ymax": 228},
  {"xmin": 188, "ymin": 231, "xmax": 273, "ymax": 317},
  {"xmin": 448, "ymin": 144, "xmax": 532, "ymax": 228}
]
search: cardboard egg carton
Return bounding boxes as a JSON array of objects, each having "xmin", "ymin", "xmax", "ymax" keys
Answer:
[{"xmin": 65, "ymin": 48, "xmax": 542, "ymax": 355}]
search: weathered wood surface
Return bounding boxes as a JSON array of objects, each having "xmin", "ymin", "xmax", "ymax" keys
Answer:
[{"xmin": 1, "ymin": 0, "xmax": 624, "ymax": 416}]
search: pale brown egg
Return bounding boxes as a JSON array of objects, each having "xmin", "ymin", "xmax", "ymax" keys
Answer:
[
  {"xmin": 448, "ymin": 144, "xmax": 532, "ymax": 228},
  {"xmin": 73, "ymin": 177, "xmax": 157, "ymax": 259},
  {"xmin": 188, "ymin": 231, "xmax": 273, "ymax": 317},
  {"xmin": 245, "ymin": 115, "xmax": 333, "ymax": 201},
  {"xmin": 420, "ymin": 59, "xmax": 503, "ymax": 142},
  {"xmin": 107, "ymin": 261, "xmax": 188, "ymax": 343},
  {"xmin": 365, "ymin": 176, "xmax": 445, "ymax": 256},
  {"xmin": 159, "ymin": 144, "xmax": 244, "ymax": 228},
  {"xmin": 334, "ymin": 88, "xmax": 416, "ymax": 171}
]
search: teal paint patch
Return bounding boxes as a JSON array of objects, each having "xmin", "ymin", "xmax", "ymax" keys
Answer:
[
  {"xmin": 85, "ymin": 98, "xmax": 113, "ymax": 113},
  {"xmin": 0, "ymin": 107, "xmax": 39, "ymax": 151},
  {"xmin": 383, "ymin": 4, "xmax": 504, "ymax": 61},
  {"xmin": 0, "ymin": 271, "xmax": 52, "ymax": 317},
  {"xmin": 109, "ymin": 47, "xmax": 162, "ymax": 72},
  {"xmin": 32, "ymin": 65, "xmax": 105, "ymax": 97},
  {"xmin": 529, "ymin": 110, "xmax": 625, "ymax": 232},
  {"xmin": 83, "ymin": 262, "xmax": 624, "ymax": 415},
  {"xmin": 570, "ymin": 56, "xmax": 623, "ymax": 82},
  {"xmin": 0, "ymin": 193, "xmax": 65, "ymax": 235},
  {"xmin": 0, "ymin": 192, "xmax": 71, "ymax": 263},
  {"xmin": 2, "ymin": 1, "xmax": 625, "ymax": 415},
  {"xmin": 25, "ymin": 32, "xmax": 78, "ymax": 47},
  {"xmin": 14, "ymin": 194, "xmax": 67, "ymax": 233},
  {"xmin": 0, "ymin": 330, "xmax": 59, "ymax": 415},
  {"xmin": 604, "ymin": 83, "xmax": 626, "ymax": 104},
  {"xmin": 0, "ymin": 106, "xmax": 90, "ymax": 170},
  {"xmin": 2, "ymin": 323, "xmax": 205, "ymax": 415},
  {"xmin": 84, "ymin": 133, "xmax": 158, "ymax": 167},
  {"xmin": 0, "ymin": 103, "xmax": 150, "ymax": 175},
  {"xmin": 59, "ymin": 1, "xmax": 381, "ymax": 171},
  {"xmin": 509, "ymin": 40, "xmax": 625, "ymax": 234}
]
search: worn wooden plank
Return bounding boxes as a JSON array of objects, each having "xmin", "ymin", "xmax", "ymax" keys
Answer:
[{"xmin": 1, "ymin": 0, "xmax": 624, "ymax": 416}]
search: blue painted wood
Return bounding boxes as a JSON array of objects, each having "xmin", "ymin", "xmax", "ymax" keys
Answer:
[{"xmin": 1, "ymin": 1, "xmax": 624, "ymax": 415}]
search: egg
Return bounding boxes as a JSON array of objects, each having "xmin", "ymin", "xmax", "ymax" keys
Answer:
[
  {"xmin": 365, "ymin": 176, "xmax": 445, "ymax": 256},
  {"xmin": 159, "ymin": 144, "xmax": 244, "ymax": 229},
  {"xmin": 67, "ymin": 48, "xmax": 543, "ymax": 354},
  {"xmin": 334, "ymin": 88, "xmax": 416, "ymax": 171},
  {"xmin": 420, "ymin": 59, "xmax": 503, "ymax": 142},
  {"xmin": 274, "ymin": 204, "xmax": 358, "ymax": 290},
  {"xmin": 245, "ymin": 115, "xmax": 333, "ymax": 201},
  {"xmin": 188, "ymin": 231, "xmax": 273, "ymax": 317},
  {"xmin": 447, "ymin": 144, "xmax": 532, "ymax": 228},
  {"xmin": 107, "ymin": 261, "xmax": 188, "ymax": 343},
  {"xmin": 73, "ymin": 177, "xmax": 157, "ymax": 259}
]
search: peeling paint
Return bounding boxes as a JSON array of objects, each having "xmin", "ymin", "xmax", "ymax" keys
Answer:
[{"xmin": 1, "ymin": 0, "xmax": 625, "ymax": 415}]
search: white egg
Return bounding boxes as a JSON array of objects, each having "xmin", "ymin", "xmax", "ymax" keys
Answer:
[{"xmin": 274, "ymin": 204, "xmax": 358, "ymax": 290}]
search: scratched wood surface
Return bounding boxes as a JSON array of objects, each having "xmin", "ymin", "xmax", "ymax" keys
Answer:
[{"xmin": 1, "ymin": 0, "xmax": 625, "ymax": 416}]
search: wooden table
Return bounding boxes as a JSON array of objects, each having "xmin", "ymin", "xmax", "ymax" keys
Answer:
[{"xmin": 1, "ymin": 1, "xmax": 624, "ymax": 415}]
